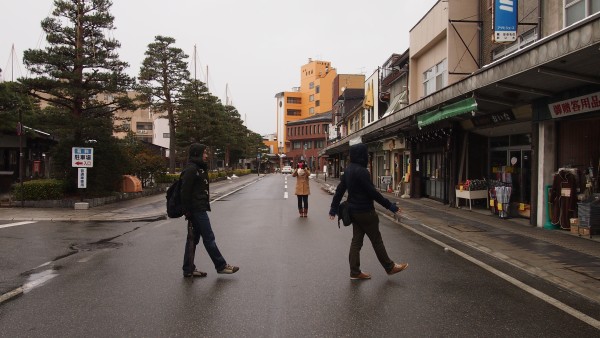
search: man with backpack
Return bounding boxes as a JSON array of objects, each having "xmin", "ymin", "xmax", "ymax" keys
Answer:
[
  {"xmin": 181, "ymin": 143, "xmax": 239, "ymax": 278},
  {"xmin": 329, "ymin": 143, "xmax": 408, "ymax": 280}
]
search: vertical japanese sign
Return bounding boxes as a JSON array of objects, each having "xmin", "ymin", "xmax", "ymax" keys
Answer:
[
  {"xmin": 493, "ymin": 0, "xmax": 518, "ymax": 43},
  {"xmin": 78, "ymin": 168, "xmax": 87, "ymax": 188}
]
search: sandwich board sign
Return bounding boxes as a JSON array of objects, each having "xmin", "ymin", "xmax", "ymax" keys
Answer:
[{"xmin": 72, "ymin": 147, "xmax": 94, "ymax": 168}]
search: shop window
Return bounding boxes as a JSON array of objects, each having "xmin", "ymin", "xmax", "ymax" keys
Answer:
[{"xmin": 489, "ymin": 135, "xmax": 510, "ymax": 148}]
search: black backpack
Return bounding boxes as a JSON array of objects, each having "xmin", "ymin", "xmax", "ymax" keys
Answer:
[
  {"xmin": 337, "ymin": 200, "xmax": 352, "ymax": 228},
  {"xmin": 166, "ymin": 178, "xmax": 184, "ymax": 218}
]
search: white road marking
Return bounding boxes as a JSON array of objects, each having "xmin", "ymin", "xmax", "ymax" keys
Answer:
[
  {"xmin": 384, "ymin": 212, "xmax": 600, "ymax": 330},
  {"xmin": 22, "ymin": 269, "xmax": 57, "ymax": 293},
  {"xmin": 284, "ymin": 192, "xmax": 288, "ymax": 199},
  {"xmin": 0, "ymin": 221, "xmax": 36, "ymax": 229}
]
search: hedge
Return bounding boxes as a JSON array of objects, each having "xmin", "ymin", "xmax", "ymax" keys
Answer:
[{"xmin": 12, "ymin": 179, "xmax": 66, "ymax": 201}]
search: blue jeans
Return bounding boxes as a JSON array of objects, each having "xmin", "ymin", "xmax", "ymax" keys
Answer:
[{"xmin": 182, "ymin": 211, "xmax": 227, "ymax": 274}]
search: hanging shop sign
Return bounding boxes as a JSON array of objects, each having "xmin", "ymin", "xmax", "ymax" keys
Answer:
[
  {"xmin": 493, "ymin": 0, "xmax": 518, "ymax": 43},
  {"xmin": 471, "ymin": 110, "xmax": 515, "ymax": 127},
  {"xmin": 548, "ymin": 91, "xmax": 600, "ymax": 119}
]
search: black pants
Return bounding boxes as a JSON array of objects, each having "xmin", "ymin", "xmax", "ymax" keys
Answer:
[
  {"xmin": 349, "ymin": 210, "xmax": 394, "ymax": 276},
  {"xmin": 297, "ymin": 195, "xmax": 308, "ymax": 209}
]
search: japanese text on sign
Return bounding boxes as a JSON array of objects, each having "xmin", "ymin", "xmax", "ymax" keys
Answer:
[
  {"xmin": 72, "ymin": 147, "xmax": 94, "ymax": 168},
  {"xmin": 78, "ymin": 168, "xmax": 87, "ymax": 189},
  {"xmin": 548, "ymin": 92, "xmax": 600, "ymax": 119}
]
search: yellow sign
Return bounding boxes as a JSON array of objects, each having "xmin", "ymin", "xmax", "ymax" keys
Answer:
[
  {"xmin": 498, "ymin": 204, "xmax": 503, "ymax": 211},
  {"xmin": 490, "ymin": 200, "xmax": 494, "ymax": 207}
]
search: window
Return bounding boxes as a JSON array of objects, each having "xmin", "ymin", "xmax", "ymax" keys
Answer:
[
  {"xmin": 309, "ymin": 94, "xmax": 314, "ymax": 102},
  {"xmin": 305, "ymin": 141, "xmax": 312, "ymax": 149},
  {"xmin": 309, "ymin": 82, "xmax": 314, "ymax": 89},
  {"xmin": 293, "ymin": 141, "xmax": 302, "ymax": 150},
  {"xmin": 423, "ymin": 59, "xmax": 447, "ymax": 96},
  {"xmin": 315, "ymin": 100, "xmax": 320, "ymax": 107},
  {"xmin": 565, "ymin": 0, "xmax": 600, "ymax": 26},
  {"xmin": 367, "ymin": 107, "xmax": 375, "ymax": 124},
  {"xmin": 492, "ymin": 28, "xmax": 538, "ymax": 60},
  {"xmin": 287, "ymin": 97, "xmax": 301, "ymax": 104},
  {"xmin": 309, "ymin": 107, "xmax": 315, "ymax": 115},
  {"xmin": 315, "ymin": 85, "xmax": 320, "ymax": 94},
  {"xmin": 163, "ymin": 133, "xmax": 170, "ymax": 138},
  {"xmin": 287, "ymin": 109, "xmax": 301, "ymax": 116},
  {"xmin": 316, "ymin": 140, "xmax": 325, "ymax": 148}
]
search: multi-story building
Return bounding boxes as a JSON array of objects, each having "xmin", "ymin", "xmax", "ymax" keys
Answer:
[
  {"xmin": 321, "ymin": 0, "xmax": 600, "ymax": 231},
  {"xmin": 285, "ymin": 112, "xmax": 331, "ymax": 171},
  {"xmin": 275, "ymin": 59, "xmax": 337, "ymax": 155},
  {"xmin": 112, "ymin": 91, "xmax": 154, "ymax": 144}
]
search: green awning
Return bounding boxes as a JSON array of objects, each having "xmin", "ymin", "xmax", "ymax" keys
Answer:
[{"xmin": 417, "ymin": 97, "xmax": 477, "ymax": 129}]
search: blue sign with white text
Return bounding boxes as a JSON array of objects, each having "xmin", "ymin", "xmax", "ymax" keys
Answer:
[{"xmin": 494, "ymin": 0, "xmax": 518, "ymax": 43}]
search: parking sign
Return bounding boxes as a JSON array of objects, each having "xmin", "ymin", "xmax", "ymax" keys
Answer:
[{"xmin": 72, "ymin": 147, "xmax": 94, "ymax": 167}]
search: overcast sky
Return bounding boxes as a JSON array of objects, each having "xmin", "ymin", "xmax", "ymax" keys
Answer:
[{"xmin": 1, "ymin": 0, "xmax": 438, "ymax": 135}]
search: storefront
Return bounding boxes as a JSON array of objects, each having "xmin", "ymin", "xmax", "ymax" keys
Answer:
[
  {"xmin": 535, "ymin": 88, "xmax": 600, "ymax": 231},
  {"xmin": 407, "ymin": 127, "xmax": 452, "ymax": 203}
]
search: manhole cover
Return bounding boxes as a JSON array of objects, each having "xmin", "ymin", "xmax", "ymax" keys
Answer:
[{"xmin": 72, "ymin": 242, "xmax": 122, "ymax": 251}]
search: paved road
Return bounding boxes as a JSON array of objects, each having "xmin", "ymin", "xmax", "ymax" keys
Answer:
[{"xmin": 0, "ymin": 175, "xmax": 598, "ymax": 336}]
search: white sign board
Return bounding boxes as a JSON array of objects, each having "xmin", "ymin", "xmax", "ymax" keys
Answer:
[
  {"xmin": 78, "ymin": 168, "xmax": 87, "ymax": 188},
  {"xmin": 72, "ymin": 147, "xmax": 94, "ymax": 168}
]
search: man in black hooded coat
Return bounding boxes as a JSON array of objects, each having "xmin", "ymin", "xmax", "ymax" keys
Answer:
[
  {"xmin": 181, "ymin": 143, "xmax": 239, "ymax": 277},
  {"xmin": 329, "ymin": 143, "xmax": 408, "ymax": 280}
]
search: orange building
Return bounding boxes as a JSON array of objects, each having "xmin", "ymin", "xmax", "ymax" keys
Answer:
[{"xmin": 275, "ymin": 59, "xmax": 337, "ymax": 154}]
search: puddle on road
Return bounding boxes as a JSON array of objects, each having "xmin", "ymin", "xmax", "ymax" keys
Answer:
[{"xmin": 22, "ymin": 269, "xmax": 58, "ymax": 294}]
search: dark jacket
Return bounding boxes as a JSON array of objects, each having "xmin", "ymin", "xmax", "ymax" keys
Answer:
[
  {"xmin": 329, "ymin": 143, "xmax": 398, "ymax": 216},
  {"xmin": 181, "ymin": 144, "xmax": 211, "ymax": 213}
]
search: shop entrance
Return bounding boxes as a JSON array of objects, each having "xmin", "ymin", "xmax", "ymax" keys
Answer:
[
  {"xmin": 490, "ymin": 150, "xmax": 531, "ymax": 200},
  {"xmin": 421, "ymin": 151, "xmax": 447, "ymax": 202}
]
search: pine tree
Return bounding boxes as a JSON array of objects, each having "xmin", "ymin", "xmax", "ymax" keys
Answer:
[
  {"xmin": 19, "ymin": 0, "xmax": 136, "ymax": 194},
  {"xmin": 137, "ymin": 35, "xmax": 190, "ymax": 173},
  {"xmin": 20, "ymin": 0, "xmax": 135, "ymax": 141}
]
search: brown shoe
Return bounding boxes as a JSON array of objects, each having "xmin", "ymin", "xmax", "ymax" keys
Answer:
[
  {"xmin": 350, "ymin": 272, "xmax": 371, "ymax": 280},
  {"xmin": 387, "ymin": 263, "xmax": 408, "ymax": 275}
]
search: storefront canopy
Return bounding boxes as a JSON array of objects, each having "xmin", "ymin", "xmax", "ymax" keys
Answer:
[{"xmin": 417, "ymin": 97, "xmax": 477, "ymax": 129}]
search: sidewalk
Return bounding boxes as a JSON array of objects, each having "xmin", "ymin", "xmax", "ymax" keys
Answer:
[
  {"xmin": 316, "ymin": 176, "xmax": 600, "ymax": 307},
  {"xmin": 0, "ymin": 174, "xmax": 263, "ymax": 222}
]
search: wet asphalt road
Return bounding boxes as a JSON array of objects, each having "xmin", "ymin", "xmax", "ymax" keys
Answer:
[{"xmin": 0, "ymin": 175, "xmax": 598, "ymax": 337}]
